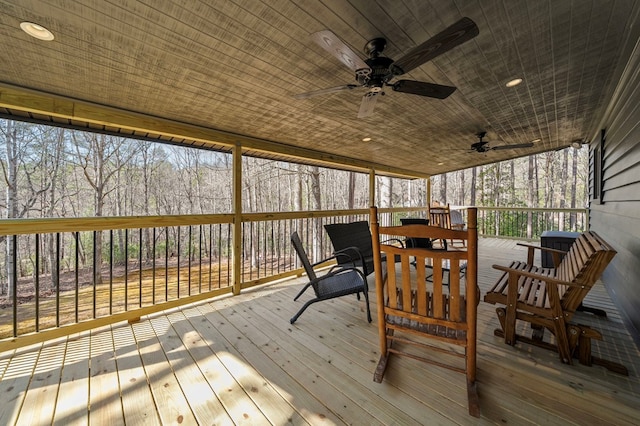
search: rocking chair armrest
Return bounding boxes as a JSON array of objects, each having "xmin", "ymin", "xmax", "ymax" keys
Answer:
[{"xmin": 491, "ymin": 264, "xmax": 583, "ymax": 288}]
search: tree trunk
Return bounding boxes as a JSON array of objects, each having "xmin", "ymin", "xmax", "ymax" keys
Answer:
[
  {"xmin": 310, "ymin": 166, "xmax": 322, "ymax": 262},
  {"xmin": 439, "ymin": 173, "xmax": 447, "ymax": 204},
  {"xmin": 559, "ymin": 149, "xmax": 569, "ymax": 230},
  {"xmin": 347, "ymin": 171, "xmax": 356, "ymax": 209},
  {"xmin": 527, "ymin": 155, "xmax": 535, "ymax": 238},
  {"xmin": 470, "ymin": 167, "xmax": 477, "ymax": 206},
  {"xmin": 570, "ymin": 148, "xmax": 579, "ymax": 230},
  {"xmin": 4, "ymin": 121, "xmax": 18, "ymax": 296}
]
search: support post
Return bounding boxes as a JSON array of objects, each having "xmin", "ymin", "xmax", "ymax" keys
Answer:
[{"xmin": 232, "ymin": 143, "xmax": 242, "ymax": 295}]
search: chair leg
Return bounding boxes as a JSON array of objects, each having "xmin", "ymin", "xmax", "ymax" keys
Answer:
[
  {"xmin": 466, "ymin": 379, "xmax": 480, "ymax": 418},
  {"xmin": 293, "ymin": 283, "xmax": 312, "ymax": 301},
  {"xmin": 552, "ymin": 318, "xmax": 572, "ymax": 364},
  {"xmin": 290, "ymin": 298, "xmax": 317, "ymax": 324},
  {"xmin": 373, "ymin": 353, "xmax": 389, "ymax": 383},
  {"xmin": 363, "ymin": 290, "xmax": 372, "ymax": 323}
]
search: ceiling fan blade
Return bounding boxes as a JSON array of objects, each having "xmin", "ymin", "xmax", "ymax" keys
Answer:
[
  {"xmin": 392, "ymin": 80, "xmax": 456, "ymax": 99},
  {"xmin": 311, "ymin": 30, "xmax": 369, "ymax": 71},
  {"xmin": 293, "ymin": 84, "xmax": 359, "ymax": 99},
  {"xmin": 491, "ymin": 142, "xmax": 535, "ymax": 150},
  {"xmin": 392, "ymin": 17, "xmax": 479, "ymax": 75},
  {"xmin": 357, "ymin": 91, "xmax": 380, "ymax": 118}
]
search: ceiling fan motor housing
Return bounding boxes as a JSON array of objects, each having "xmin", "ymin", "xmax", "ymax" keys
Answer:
[{"xmin": 359, "ymin": 56, "xmax": 394, "ymax": 87}]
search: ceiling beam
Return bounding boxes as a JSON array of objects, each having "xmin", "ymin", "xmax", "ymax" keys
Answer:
[{"xmin": 0, "ymin": 83, "xmax": 429, "ymax": 179}]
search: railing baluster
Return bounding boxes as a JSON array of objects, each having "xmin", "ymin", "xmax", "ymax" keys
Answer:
[
  {"xmin": 74, "ymin": 232, "xmax": 79, "ymax": 323},
  {"xmin": 152, "ymin": 227, "xmax": 156, "ymax": 305},
  {"xmin": 12, "ymin": 235, "xmax": 18, "ymax": 337},
  {"xmin": 165, "ymin": 227, "xmax": 169, "ymax": 301},
  {"xmin": 198, "ymin": 225, "xmax": 202, "ymax": 293},
  {"xmin": 35, "ymin": 233, "xmax": 40, "ymax": 332},
  {"xmin": 227, "ymin": 224, "xmax": 231, "ymax": 286},
  {"xmin": 139, "ymin": 227, "xmax": 143, "ymax": 307},
  {"xmin": 53, "ymin": 233, "xmax": 60, "ymax": 329},
  {"xmin": 125, "ymin": 229, "xmax": 129, "ymax": 311},
  {"xmin": 177, "ymin": 226, "xmax": 181, "ymax": 298},
  {"xmin": 109, "ymin": 230, "xmax": 113, "ymax": 315},
  {"xmin": 188, "ymin": 225, "xmax": 192, "ymax": 296},
  {"xmin": 93, "ymin": 231, "xmax": 97, "ymax": 319}
]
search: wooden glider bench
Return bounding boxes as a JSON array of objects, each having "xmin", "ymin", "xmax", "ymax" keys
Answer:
[{"xmin": 484, "ymin": 231, "xmax": 628, "ymax": 375}]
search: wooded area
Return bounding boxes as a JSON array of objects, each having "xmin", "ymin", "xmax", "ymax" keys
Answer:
[{"xmin": 0, "ymin": 119, "xmax": 588, "ymax": 298}]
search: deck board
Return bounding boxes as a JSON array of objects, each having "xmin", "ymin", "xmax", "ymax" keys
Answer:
[
  {"xmin": 53, "ymin": 332, "xmax": 90, "ymax": 425},
  {"xmin": 112, "ymin": 325, "xmax": 160, "ymax": 425},
  {"xmin": 1, "ymin": 238, "xmax": 639, "ymax": 425}
]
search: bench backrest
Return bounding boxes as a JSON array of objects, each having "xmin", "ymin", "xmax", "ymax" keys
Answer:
[{"xmin": 555, "ymin": 231, "xmax": 617, "ymax": 311}]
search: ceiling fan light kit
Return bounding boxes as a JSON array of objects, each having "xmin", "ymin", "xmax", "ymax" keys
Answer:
[{"xmin": 295, "ymin": 17, "xmax": 479, "ymax": 118}]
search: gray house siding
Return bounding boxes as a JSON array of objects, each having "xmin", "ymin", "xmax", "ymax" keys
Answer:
[{"xmin": 589, "ymin": 39, "xmax": 640, "ymax": 344}]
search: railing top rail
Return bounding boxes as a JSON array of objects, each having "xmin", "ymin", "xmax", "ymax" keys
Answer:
[
  {"xmin": 0, "ymin": 206, "xmax": 584, "ymax": 236},
  {"xmin": 0, "ymin": 207, "xmax": 430, "ymax": 236},
  {"xmin": 241, "ymin": 207, "xmax": 428, "ymax": 222},
  {"xmin": 0, "ymin": 213, "xmax": 235, "ymax": 236},
  {"xmin": 454, "ymin": 206, "xmax": 587, "ymax": 213}
]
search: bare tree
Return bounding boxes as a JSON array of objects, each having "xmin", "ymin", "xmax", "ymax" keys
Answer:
[
  {"xmin": 570, "ymin": 148, "xmax": 579, "ymax": 229},
  {"xmin": 0, "ymin": 121, "xmax": 53, "ymax": 294},
  {"xmin": 72, "ymin": 132, "xmax": 138, "ymax": 282},
  {"xmin": 347, "ymin": 171, "xmax": 356, "ymax": 209},
  {"xmin": 470, "ymin": 167, "xmax": 477, "ymax": 205}
]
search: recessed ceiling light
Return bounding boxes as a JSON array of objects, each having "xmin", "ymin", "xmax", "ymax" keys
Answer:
[
  {"xmin": 20, "ymin": 22, "xmax": 54, "ymax": 41},
  {"xmin": 531, "ymin": 138, "xmax": 541, "ymax": 143},
  {"xmin": 362, "ymin": 137, "xmax": 372, "ymax": 142},
  {"xmin": 505, "ymin": 78, "xmax": 522, "ymax": 88},
  {"xmin": 437, "ymin": 162, "xmax": 444, "ymax": 166},
  {"xmin": 571, "ymin": 141, "xmax": 583, "ymax": 149}
]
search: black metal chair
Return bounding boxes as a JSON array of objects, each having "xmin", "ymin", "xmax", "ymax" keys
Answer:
[
  {"xmin": 401, "ymin": 217, "xmax": 456, "ymax": 284},
  {"xmin": 324, "ymin": 221, "xmax": 378, "ymax": 277},
  {"xmin": 290, "ymin": 231, "xmax": 371, "ymax": 324},
  {"xmin": 400, "ymin": 218, "xmax": 433, "ymax": 249}
]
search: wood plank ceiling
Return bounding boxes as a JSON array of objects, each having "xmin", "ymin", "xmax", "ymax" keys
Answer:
[{"xmin": 0, "ymin": 0, "xmax": 639, "ymax": 177}]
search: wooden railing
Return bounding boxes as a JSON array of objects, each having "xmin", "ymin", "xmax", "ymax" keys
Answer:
[
  {"xmin": 457, "ymin": 207, "xmax": 588, "ymax": 241},
  {"xmin": 0, "ymin": 207, "xmax": 426, "ymax": 351},
  {"xmin": 0, "ymin": 206, "xmax": 584, "ymax": 350}
]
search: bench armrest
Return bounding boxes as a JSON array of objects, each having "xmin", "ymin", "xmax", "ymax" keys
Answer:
[
  {"xmin": 516, "ymin": 242, "xmax": 567, "ymax": 267},
  {"xmin": 492, "ymin": 263, "xmax": 584, "ymax": 288}
]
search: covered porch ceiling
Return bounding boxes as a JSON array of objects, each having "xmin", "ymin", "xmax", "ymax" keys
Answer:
[{"xmin": 1, "ymin": 1, "xmax": 639, "ymax": 178}]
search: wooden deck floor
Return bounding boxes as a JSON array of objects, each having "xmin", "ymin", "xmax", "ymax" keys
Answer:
[{"xmin": 1, "ymin": 238, "xmax": 639, "ymax": 425}]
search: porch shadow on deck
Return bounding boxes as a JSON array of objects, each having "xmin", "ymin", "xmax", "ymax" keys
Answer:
[{"xmin": 0, "ymin": 239, "xmax": 638, "ymax": 425}]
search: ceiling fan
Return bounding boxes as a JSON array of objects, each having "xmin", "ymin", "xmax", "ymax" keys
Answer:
[
  {"xmin": 293, "ymin": 17, "xmax": 479, "ymax": 118},
  {"xmin": 470, "ymin": 132, "xmax": 535, "ymax": 153}
]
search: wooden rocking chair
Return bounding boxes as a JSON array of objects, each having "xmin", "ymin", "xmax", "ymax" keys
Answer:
[
  {"xmin": 370, "ymin": 206, "xmax": 480, "ymax": 417},
  {"xmin": 483, "ymin": 231, "xmax": 627, "ymax": 375}
]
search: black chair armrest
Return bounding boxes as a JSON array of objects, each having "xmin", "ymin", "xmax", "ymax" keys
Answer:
[
  {"xmin": 311, "ymin": 251, "xmax": 356, "ymax": 268},
  {"xmin": 331, "ymin": 246, "xmax": 366, "ymax": 268}
]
